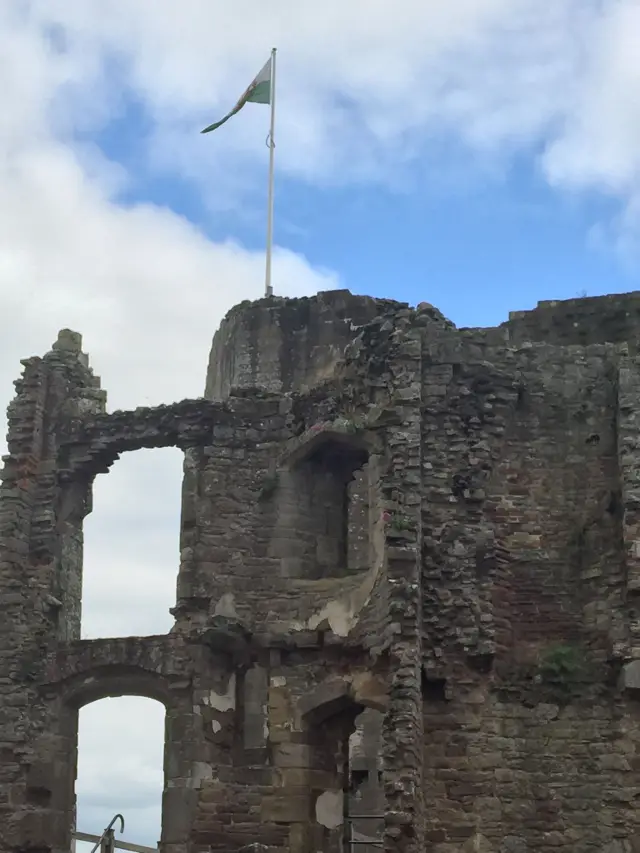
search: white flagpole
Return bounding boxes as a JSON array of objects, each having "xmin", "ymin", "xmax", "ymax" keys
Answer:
[{"xmin": 265, "ymin": 47, "xmax": 277, "ymax": 298}]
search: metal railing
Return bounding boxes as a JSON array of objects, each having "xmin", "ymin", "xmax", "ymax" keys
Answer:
[
  {"xmin": 72, "ymin": 813, "xmax": 158, "ymax": 853},
  {"xmin": 73, "ymin": 809, "xmax": 382, "ymax": 853},
  {"xmin": 346, "ymin": 813, "xmax": 384, "ymax": 852}
]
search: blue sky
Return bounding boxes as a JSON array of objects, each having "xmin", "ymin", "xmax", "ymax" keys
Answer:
[
  {"xmin": 4, "ymin": 0, "xmax": 640, "ymax": 847},
  {"xmin": 93, "ymin": 89, "xmax": 638, "ymax": 333}
]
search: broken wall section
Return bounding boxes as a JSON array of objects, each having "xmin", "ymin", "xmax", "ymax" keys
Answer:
[
  {"xmin": 190, "ymin": 652, "xmax": 388, "ymax": 853},
  {"xmin": 206, "ymin": 290, "xmax": 406, "ymax": 399},
  {"xmin": 505, "ymin": 289, "xmax": 640, "ymax": 348},
  {"xmin": 338, "ymin": 303, "xmax": 433, "ymax": 853},
  {"xmin": 175, "ymin": 391, "xmax": 293, "ymax": 631},
  {"xmin": 0, "ymin": 330, "xmax": 106, "ymax": 851},
  {"xmin": 415, "ymin": 320, "xmax": 519, "ymax": 678}
]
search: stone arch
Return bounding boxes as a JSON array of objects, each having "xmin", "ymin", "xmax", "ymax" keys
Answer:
[
  {"xmin": 53, "ymin": 402, "xmax": 216, "ymax": 642},
  {"xmin": 282, "ymin": 427, "xmax": 373, "ymax": 471},
  {"xmin": 297, "ymin": 673, "xmax": 387, "ymax": 725},
  {"xmin": 58, "ymin": 400, "xmax": 218, "ymax": 479},
  {"xmin": 40, "ymin": 651, "xmax": 197, "ymax": 853},
  {"xmin": 292, "ymin": 674, "xmax": 387, "ymax": 853},
  {"xmin": 57, "ymin": 663, "xmax": 176, "ymax": 710}
]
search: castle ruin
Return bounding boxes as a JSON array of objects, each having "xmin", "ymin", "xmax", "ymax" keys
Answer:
[{"xmin": 3, "ymin": 289, "xmax": 640, "ymax": 853}]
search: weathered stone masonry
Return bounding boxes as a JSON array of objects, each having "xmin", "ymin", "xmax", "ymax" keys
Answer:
[{"xmin": 6, "ymin": 290, "xmax": 640, "ymax": 853}]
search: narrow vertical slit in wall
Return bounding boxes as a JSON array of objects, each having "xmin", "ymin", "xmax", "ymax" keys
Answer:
[
  {"xmin": 341, "ymin": 477, "xmax": 350, "ymax": 570},
  {"xmin": 75, "ymin": 697, "xmax": 165, "ymax": 853},
  {"xmin": 347, "ymin": 464, "xmax": 370, "ymax": 573},
  {"xmin": 82, "ymin": 448, "xmax": 183, "ymax": 639}
]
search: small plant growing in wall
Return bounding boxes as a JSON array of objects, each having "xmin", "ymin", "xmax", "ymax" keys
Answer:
[
  {"xmin": 333, "ymin": 416, "xmax": 359, "ymax": 434},
  {"xmin": 387, "ymin": 511, "xmax": 412, "ymax": 533},
  {"xmin": 536, "ymin": 642, "xmax": 588, "ymax": 700},
  {"xmin": 258, "ymin": 472, "xmax": 279, "ymax": 502}
]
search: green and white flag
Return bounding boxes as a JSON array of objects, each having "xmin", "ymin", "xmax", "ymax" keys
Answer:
[
  {"xmin": 201, "ymin": 56, "xmax": 272, "ymax": 134},
  {"xmin": 201, "ymin": 49, "xmax": 278, "ymax": 298}
]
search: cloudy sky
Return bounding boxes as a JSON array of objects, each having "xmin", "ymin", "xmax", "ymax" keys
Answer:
[{"xmin": 3, "ymin": 0, "xmax": 640, "ymax": 846}]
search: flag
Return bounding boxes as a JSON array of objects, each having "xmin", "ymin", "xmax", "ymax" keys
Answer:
[{"xmin": 201, "ymin": 57, "xmax": 272, "ymax": 134}]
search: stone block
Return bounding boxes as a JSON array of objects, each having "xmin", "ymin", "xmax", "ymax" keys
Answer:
[
  {"xmin": 25, "ymin": 761, "xmax": 55, "ymax": 795},
  {"xmin": 620, "ymin": 660, "xmax": 640, "ymax": 693},
  {"xmin": 298, "ymin": 678, "xmax": 350, "ymax": 723},
  {"xmin": 18, "ymin": 808, "xmax": 69, "ymax": 848},
  {"xmin": 351, "ymin": 672, "xmax": 387, "ymax": 711},
  {"xmin": 274, "ymin": 768, "xmax": 336, "ymax": 789},
  {"xmin": 314, "ymin": 789, "xmax": 343, "ymax": 829},
  {"xmin": 261, "ymin": 790, "xmax": 310, "ymax": 823},
  {"xmin": 272, "ymin": 743, "xmax": 312, "ymax": 768},
  {"xmin": 162, "ymin": 787, "xmax": 198, "ymax": 842},
  {"xmin": 243, "ymin": 664, "xmax": 268, "ymax": 751},
  {"xmin": 268, "ymin": 685, "xmax": 293, "ymax": 729}
]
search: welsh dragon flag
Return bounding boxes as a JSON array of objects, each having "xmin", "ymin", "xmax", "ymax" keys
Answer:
[{"xmin": 201, "ymin": 56, "xmax": 272, "ymax": 134}]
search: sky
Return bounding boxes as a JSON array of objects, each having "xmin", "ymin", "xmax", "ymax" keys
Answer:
[{"xmin": 4, "ymin": 0, "xmax": 640, "ymax": 846}]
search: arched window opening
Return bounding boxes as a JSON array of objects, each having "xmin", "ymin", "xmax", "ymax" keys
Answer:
[
  {"xmin": 74, "ymin": 697, "xmax": 165, "ymax": 853},
  {"xmin": 82, "ymin": 448, "xmax": 183, "ymax": 638},
  {"xmin": 279, "ymin": 436, "xmax": 373, "ymax": 579}
]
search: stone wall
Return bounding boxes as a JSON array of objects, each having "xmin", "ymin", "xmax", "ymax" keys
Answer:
[
  {"xmin": 205, "ymin": 289, "xmax": 401, "ymax": 399},
  {"xmin": 505, "ymin": 291, "xmax": 640, "ymax": 348},
  {"xmin": 6, "ymin": 290, "xmax": 640, "ymax": 853},
  {"xmin": 423, "ymin": 683, "xmax": 640, "ymax": 853}
]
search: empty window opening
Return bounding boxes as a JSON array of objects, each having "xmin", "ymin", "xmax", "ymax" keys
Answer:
[
  {"xmin": 280, "ymin": 437, "xmax": 372, "ymax": 579},
  {"xmin": 82, "ymin": 448, "xmax": 183, "ymax": 638},
  {"xmin": 75, "ymin": 697, "xmax": 165, "ymax": 853},
  {"xmin": 304, "ymin": 699, "xmax": 384, "ymax": 853},
  {"xmin": 348, "ymin": 709, "xmax": 384, "ymax": 853}
]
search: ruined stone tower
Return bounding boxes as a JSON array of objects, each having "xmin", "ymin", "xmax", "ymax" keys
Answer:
[{"xmin": 4, "ymin": 289, "xmax": 640, "ymax": 853}]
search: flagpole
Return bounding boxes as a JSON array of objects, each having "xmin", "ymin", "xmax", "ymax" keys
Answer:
[{"xmin": 265, "ymin": 47, "xmax": 277, "ymax": 298}]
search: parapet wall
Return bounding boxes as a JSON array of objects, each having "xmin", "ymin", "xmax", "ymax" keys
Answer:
[
  {"xmin": 207, "ymin": 288, "xmax": 640, "ymax": 400},
  {"xmin": 205, "ymin": 289, "xmax": 403, "ymax": 399},
  {"xmin": 504, "ymin": 290, "xmax": 640, "ymax": 347}
]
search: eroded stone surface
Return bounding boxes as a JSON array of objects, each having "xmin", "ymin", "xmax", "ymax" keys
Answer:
[{"xmin": 5, "ymin": 290, "xmax": 640, "ymax": 853}]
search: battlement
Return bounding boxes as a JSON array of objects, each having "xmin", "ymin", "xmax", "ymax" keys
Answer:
[{"xmin": 504, "ymin": 289, "xmax": 640, "ymax": 346}]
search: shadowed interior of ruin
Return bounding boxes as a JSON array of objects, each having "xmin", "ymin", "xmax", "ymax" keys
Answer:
[
  {"xmin": 280, "ymin": 435, "xmax": 370, "ymax": 579},
  {"xmin": 6, "ymin": 289, "xmax": 640, "ymax": 853}
]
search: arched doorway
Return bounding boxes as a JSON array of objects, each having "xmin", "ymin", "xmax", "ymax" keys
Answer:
[
  {"xmin": 75, "ymin": 696, "xmax": 165, "ymax": 850},
  {"xmin": 297, "ymin": 675, "xmax": 387, "ymax": 853},
  {"xmin": 49, "ymin": 662, "xmax": 196, "ymax": 853}
]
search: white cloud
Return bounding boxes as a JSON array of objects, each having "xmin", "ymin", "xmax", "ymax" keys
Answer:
[
  {"xmin": 75, "ymin": 698, "xmax": 165, "ymax": 845},
  {"xmin": 542, "ymin": 1, "xmax": 640, "ymax": 194},
  {"xmin": 21, "ymin": 0, "xmax": 629, "ymax": 192},
  {"xmin": 3, "ymin": 0, "xmax": 640, "ymax": 847},
  {"xmin": 0, "ymin": 3, "xmax": 336, "ymax": 848}
]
